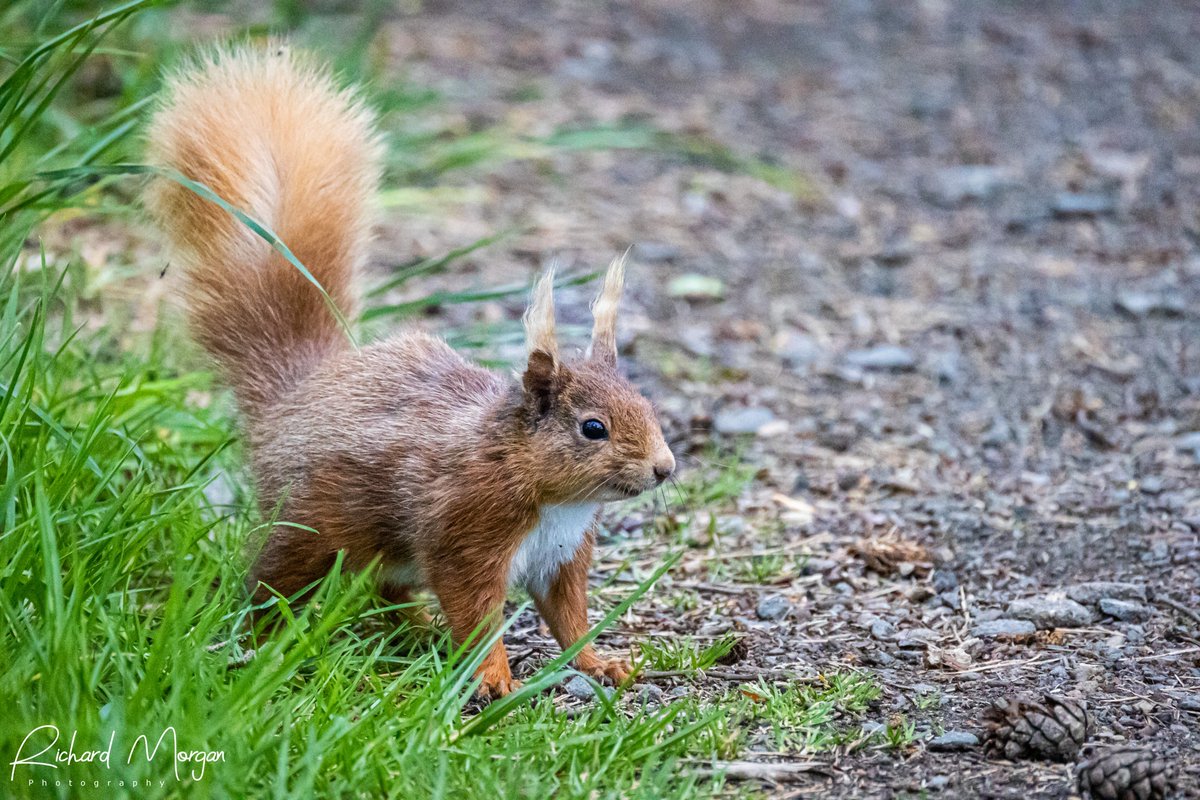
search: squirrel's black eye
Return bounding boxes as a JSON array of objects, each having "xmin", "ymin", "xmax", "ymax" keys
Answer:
[{"xmin": 581, "ymin": 419, "xmax": 608, "ymax": 440}]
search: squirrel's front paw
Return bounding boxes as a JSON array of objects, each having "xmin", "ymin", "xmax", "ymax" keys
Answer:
[
  {"xmin": 475, "ymin": 670, "xmax": 522, "ymax": 700},
  {"xmin": 578, "ymin": 656, "xmax": 631, "ymax": 685}
]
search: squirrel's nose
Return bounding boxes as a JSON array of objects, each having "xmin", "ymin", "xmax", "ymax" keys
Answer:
[{"xmin": 652, "ymin": 452, "xmax": 676, "ymax": 484}]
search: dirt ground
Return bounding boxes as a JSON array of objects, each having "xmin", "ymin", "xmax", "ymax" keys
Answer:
[{"xmin": 244, "ymin": 1, "xmax": 1200, "ymax": 796}]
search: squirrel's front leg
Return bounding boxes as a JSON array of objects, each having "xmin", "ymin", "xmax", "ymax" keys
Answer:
[
  {"xmin": 426, "ymin": 557, "xmax": 518, "ymax": 699},
  {"xmin": 532, "ymin": 530, "xmax": 631, "ymax": 685}
]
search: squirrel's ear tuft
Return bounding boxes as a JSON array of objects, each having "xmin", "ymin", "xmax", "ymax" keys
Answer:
[
  {"xmin": 523, "ymin": 266, "xmax": 558, "ymax": 361},
  {"xmin": 522, "ymin": 348, "xmax": 559, "ymax": 416},
  {"xmin": 587, "ymin": 253, "xmax": 626, "ymax": 368}
]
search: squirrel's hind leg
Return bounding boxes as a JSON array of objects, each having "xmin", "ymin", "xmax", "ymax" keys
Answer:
[{"xmin": 379, "ymin": 580, "xmax": 433, "ymax": 627}]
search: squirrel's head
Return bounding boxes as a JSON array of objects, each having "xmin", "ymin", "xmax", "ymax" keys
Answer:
[{"xmin": 518, "ymin": 256, "xmax": 675, "ymax": 504}]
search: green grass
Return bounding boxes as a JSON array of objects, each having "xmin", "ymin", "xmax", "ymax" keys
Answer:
[
  {"xmin": 736, "ymin": 554, "xmax": 788, "ymax": 584},
  {"xmin": 730, "ymin": 673, "xmax": 884, "ymax": 753},
  {"xmin": 637, "ymin": 633, "xmax": 742, "ymax": 673},
  {"xmin": 674, "ymin": 450, "xmax": 757, "ymax": 508},
  {"xmin": 0, "ymin": 4, "xmax": 839, "ymax": 799}
]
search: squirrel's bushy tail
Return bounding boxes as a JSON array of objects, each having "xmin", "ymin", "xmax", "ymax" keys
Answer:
[{"xmin": 145, "ymin": 46, "xmax": 382, "ymax": 414}]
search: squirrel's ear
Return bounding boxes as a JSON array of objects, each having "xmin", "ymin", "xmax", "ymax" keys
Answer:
[
  {"xmin": 587, "ymin": 254, "xmax": 626, "ymax": 368},
  {"xmin": 522, "ymin": 349, "xmax": 559, "ymax": 416},
  {"xmin": 524, "ymin": 266, "xmax": 559, "ymax": 360},
  {"xmin": 523, "ymin": 268, "xmax": 562, "ymax": 416}
]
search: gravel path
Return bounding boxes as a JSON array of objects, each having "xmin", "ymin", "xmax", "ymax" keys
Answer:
[{"xmin": 366, "ymin": 2, "xmax": 1200, "ymax": 795}]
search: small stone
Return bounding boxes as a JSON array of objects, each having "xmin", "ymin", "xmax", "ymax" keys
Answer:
[
  {"xmin": 1115, "ymin": 291, "xmax": 1186, "ymax": 319},
  {"xmin": 668, "ymin": 685, "xmax": 690, "ymax": 698},
  {"xmin": 920, "ymin": 165, "xmax": 1011, "ymax": 207},
  {"xmin": 1052, "ymin": 192, "xmax": 1116, "ymax": 217},
  {"xmin": 714, "ymin": 406, "xmax": 777, "ymax": 436},
  {"xmin": 870, "ymin": 619, "xmax": 896, "ymax": 641},
  {"xmin": 861, "ymin": 720, "xmax": 885, "ymax": 736},
  {"xmin": 565, "ymin": 675, "xmax": 600, "ymax": 700},
  {"xmin": 1138, "ymin": 476, "xmax": 1164, "ymax": 495},
  {"xmin": 636, "ymin": 684, "xmax": 665, "ymax": 705},
  {"xmin": 817, "ymin": 426, "xmax": 857, "ymax": 452},
  {"xmin": 929, "ymin": 351, "xmax": 961, "ymax": 385},
  {"xmin": 932, "ymin": 569, "xmax": 959, "ymax": 593},
  {"xmin": 1008, "ymin": 596, "xmax": 1095, "ymax": 629},
  {"xmin": 756, "ymin": 594, "xmax": 791, "ymax": 621},
  {"xmin": 897, "ymin": 628, "xmax": 940, "ymax": 648},
  {"xmin": 981, "ymin": 417, "xmax": 1013, "ymax": 447},
  {"xmin": 668, "ymin": 273, "xmax": 724, "ymax": 301},
  {"xmin": 632, "ymin": 241, "xmax": 680, "ymax": 263},
  {"xmin": 1067, "ymin": 582, "xmax": 1147, "ymax": 605},
  {"xmin": 874, "ymin": 237, "xmax": 914, "ymax": 267},
  {"xmin": 1141, "ymin": 540, "xmax": 1170, "ymax": 564},
  {"xmin": 775, "ymin": 331, "xmax": 822, "ymax": 367},
  {"xmin": 926, "ymin": 775, "xmax": 950, "ymax": 791},
  {"xmin": 844, "ymin": 344, "xmax": 917, "ymax": 371},
  {"xmin": 1004, "ymin": 193, "xmax": 1053, "ymax": 232},
  {"xmin": 1098, "ymin": 598, "xmax": 1153, "ymax": 622},
  {"xmin": 972, "ymin": 619, "xmax": 1036, "ymax": 639},
  {"xmin": 936, "ymin": 590, "xmax": 961, "ymax": 609},
  {"xmin": 928, "ymin": 731, "xmax": 979, "ymax": 752},
  {"xmin": 1174, "ymin": 431, "xmax": 1200, "ymax": 453},
  {"xmin": 1179, "ymin": 694, "xmax": 1200, "ymax": 712}
]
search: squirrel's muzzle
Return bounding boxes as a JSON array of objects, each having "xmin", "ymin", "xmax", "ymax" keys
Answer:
[{"xmin": 652, "ymin": 450, "xmax": 676, "ymax": 485}]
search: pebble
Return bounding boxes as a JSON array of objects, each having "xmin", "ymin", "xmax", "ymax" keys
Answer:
[
  {"xmin": 1174, "ymin": 431, "xmax": 1200, "ymax": 454},
  {"xmin": 1138, "ymin": 476, "xmax": 1164, "ymax": 495},
  {"xmin": 1179, "ymin": 695, "xmax": 1200, "ymax": 712},
  {"xmin": 920, "ymin": 165, "xmax": 1010, "ymax": 207},
  {"xmin": 929, "ymin": 351, "xmax": 961, "ymax": 385},
  {"xmin": 931, "ymin": 569, "xmax": 958, "ymax": 593},
  {"xmin": 935, "ymin": 590, "xmax": 961, "ymax": 609},
  {"xmin": 817, "ymin": 427, "xmax": 857, "ymax": 452},
  {"xmin": 870, "ymin": 619, "xmax": 896, "ymax": 641},
  {"xmin": 844, "ymin": 344, "xmax": 917, "ymax": 371},
  {"xmin": 756, "ymin": 594, "xmax": 791, "ymax": 621},
  {"xmin": 1007, "ymin": 596, "xmax": 1095, "ymax": 629},
  {"xmin": 636, "ymin": 684, "xmax": 665, "ymax": 706},
  {"xmin": 896, "ymin": 628, "xmax": 940, "ymax": 649},
  {"xmin": 565, "ymin": 675, "xmax": 612, "ymax": 701},
  {"xmin": 1066, "ymin": 581, "xmax": 1147, "ymax": 605},
  {"xmin": 1141, "ymin": 540, "xmax": 1170, "ymax": 564},
  {"xmin": 926, "ymin": 775, "xmax": 950, "ymax": 791},
  {"xmin": 873, "ymin": 238, "xmax": 914, "ymax": 267},
  {"xmin": 1052, "ymin": 192, "xmax": 1116, "ymax": 217},
  {"xmin": 668, "ymin": 273, "xmax": 725, "ymax": 301},
  {"xmin": 927, "ymin": 731, "xmax": 979, "ymax": 751},
  {"xmin": 971, "ymin": 619, "xmax": 1036, "ymax": 638},
  {"xmin": 1098, "ymin": 598, "xmax": 1153, "ymax": 622},
  {"xmin": 632, "ymin": 241, "xmax": 680, "ymax": 263},
  {"xmin": 775, "ymin": 331, "xmax": 823, "ymax": 367},
  {"xmin": 1115, "ymin": 291, "xmax": 1186, "ymax": 318},
  {"xmin": 714, "ymin": 406, "xmax": 777, "ymax": 436}
]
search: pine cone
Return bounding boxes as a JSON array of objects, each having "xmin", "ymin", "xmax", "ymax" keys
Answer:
[
  {"xmin": 1076, "ymin": 747, "xmax": 1174, "ymax": 800},
  {"xmin": 982, "ymin": 694, "xmax": 1089, "ymax": 762}
]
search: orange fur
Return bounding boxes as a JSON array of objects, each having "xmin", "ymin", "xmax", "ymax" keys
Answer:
[{"xmin": 144, "ymin": 46, "xmax": 675, "ymax": 698}]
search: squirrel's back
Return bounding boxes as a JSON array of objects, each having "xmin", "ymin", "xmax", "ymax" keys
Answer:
[{"xmin": 144, "ymin": 46, "xmax": 383, "ymax": 415}]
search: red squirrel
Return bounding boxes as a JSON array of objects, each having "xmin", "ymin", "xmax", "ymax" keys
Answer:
[{"xmin": 143, "ymin": 46, "xmax": 675, "ymax": 698}]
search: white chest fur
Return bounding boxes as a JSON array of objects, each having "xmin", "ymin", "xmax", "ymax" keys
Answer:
[{"xmin": 509, "ymin": 503, "xmax": 598, "ymax": 596}]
